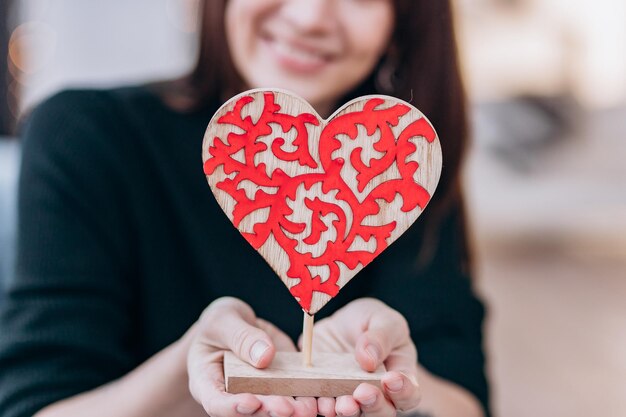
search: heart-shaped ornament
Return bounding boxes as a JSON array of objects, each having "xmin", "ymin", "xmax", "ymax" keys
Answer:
[{"xmin": 202, "ymin": 89, "xmax": 442, "ymax": 314}]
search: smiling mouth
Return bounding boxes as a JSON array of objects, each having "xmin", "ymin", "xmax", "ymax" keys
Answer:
[{"xmin": 261, "ymin": 33, "xmax": 335, "ymax": 74}]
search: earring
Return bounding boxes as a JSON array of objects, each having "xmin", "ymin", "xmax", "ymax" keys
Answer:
[{"xmin": 375, "ymin": 48, "xmax": 399, "ymax": 95}]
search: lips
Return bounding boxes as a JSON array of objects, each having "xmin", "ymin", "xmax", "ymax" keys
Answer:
[{"xmin": 261, "ymin": 33, "xmax": 336, "ymax": 74}]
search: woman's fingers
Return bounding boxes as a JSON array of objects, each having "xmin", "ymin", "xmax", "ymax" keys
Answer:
[
  {"xmin": 188, "ymin": 358, "xmax": 262, "ymax": 417},
  {"xmin": 354, "ymin": 308, "xmax": 410, "ymax": 372},
  {"xmin": 326, "ymin": 298, "xmax": 409, "ymax": 372},
  {"xmin": 255, "ymin": 321, "xmax": 317, "ymax": 417},
  {"xmin": 335, "ymin": 395, "xmax": 360, "ymax": 417},
  {"xmin": 317, "ymin": 397, "xmax": 337, "ymax": 417},
  {"xmin": 189, "ymin": 297, "xmax": 318, "ymax": 417},
  {"xmin": 206, "ymin": 392, "xmax": 262, "ymax": 417},
  {"xmin": 378, "ymin": 341, "xmax": 420, "ymax": 411},
  {"xmin": 256, "ymin": 394, "xmax": 318, "ymax": 417},
  {"xmin": 381, "ymin": 371, "xmax": 421, "ymax": 412},
  {"xmin": 304, "ymin": 299, "xmax": 421, "ymax": 416},
  {"xmin": 352, "ymin": 384, "xmax": 395, "ymax": 417},
  {"xmin": 200, "ymin": 297, "xmax": 276, "ymax": 368},
  {"xmin": 256, "ymin": 395, "xmax": 295, "ymax": 417},
  {"xmin": 293, "ymin": 396, "xmax": 318, "ymax": 417},
  {"xmin": 382, "ymin": 341, "xmax": 418, "ymax": 380},
  {"xmin": 257, "ymin": 318, "xmax": 298, "ymax": 352},
  {"xmin": 188, "ymin": 351, "xmax": 316, "ymax": 417},
  {"xmin": 319, "ymin": 373, "xmax": 419, "ymax": 417}
]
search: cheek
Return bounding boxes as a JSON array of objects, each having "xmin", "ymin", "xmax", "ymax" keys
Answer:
[
  {"xmin": 345, "ymin": 7, "xmax": 394, "ymax": 62},
  {"xmin": 225, "ymin": 1, "xmax": 254, "ymax": 56},
  {"xmin": 225, "ymin": 1, "xmax": 275, "ymax": 56},
  {"xmin": 225, "ymin": 0, "xmax": 284, "ymax": 84}
]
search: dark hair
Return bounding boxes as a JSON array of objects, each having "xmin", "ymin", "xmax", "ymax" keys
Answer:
[{"xmin": 157, "ymin": 0, "xmax": 472, "ymax": 272}]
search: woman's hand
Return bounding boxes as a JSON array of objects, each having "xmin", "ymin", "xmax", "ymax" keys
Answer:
[
  {"xmin": 310, "ymin": 298, "xmax": 421, "ymax": 417},
  {"xmin": 187, "ymin": 297, "xmax": 318, "ymax": 417}
]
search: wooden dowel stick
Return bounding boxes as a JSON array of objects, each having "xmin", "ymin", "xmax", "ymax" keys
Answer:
[{"xmin": 302, "ymin": 311, "xmax": 314, "ymax": 367}]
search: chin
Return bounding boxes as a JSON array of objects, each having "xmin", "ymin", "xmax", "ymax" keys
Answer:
[{"xmin": 250, "ymin": 81, "xmax": 331, "ymax": 109}]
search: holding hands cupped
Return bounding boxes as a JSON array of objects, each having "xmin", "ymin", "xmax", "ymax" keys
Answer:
[
  {"xmin": 187, "ymin": 297, "xmax": 420, "ymax": 417},
  {"xmin": 311, "ymin": 298, "xmax": 421, "ymax": 417},
  {"xmin": 187, "ymin": 297, "xmax": 317, "ymax": 417}
]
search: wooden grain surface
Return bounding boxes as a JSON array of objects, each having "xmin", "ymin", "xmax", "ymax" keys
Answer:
[{"xmin": 225, "ymin": 351, "xmax": 386, "ymax": 397}]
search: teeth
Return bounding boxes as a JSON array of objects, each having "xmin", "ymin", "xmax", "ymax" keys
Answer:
[{"xmin": 272, "ymin": 39, "xmax": 326, "ymax": 65}]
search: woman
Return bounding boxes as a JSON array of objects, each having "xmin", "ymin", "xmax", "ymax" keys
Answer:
[{"xmin": 0, "ymin": 1, "xmax": 489, "ymax": 416}]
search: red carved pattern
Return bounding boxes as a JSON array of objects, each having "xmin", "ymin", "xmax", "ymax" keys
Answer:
[{"xmin": 204, "ymin": 92, "xmax": 436, "ymax": 312}]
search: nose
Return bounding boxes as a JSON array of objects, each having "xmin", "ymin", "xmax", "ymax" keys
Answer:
[{"xmin": 281, "ymin": 0, "xmax": 336, "ymax": 35}]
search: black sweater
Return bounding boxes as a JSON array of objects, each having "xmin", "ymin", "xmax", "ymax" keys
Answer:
[{"xmin": 0, "ymin": 87, "xmax": 489, "ymax": 417}]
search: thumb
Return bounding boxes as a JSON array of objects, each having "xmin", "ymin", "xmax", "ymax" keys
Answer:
[
  {"xmin": 202, "ymin": 298, "xmax": 276, "ymax": 368},
  {"xmin": 354, "ymin": 310, "xmax": 410, "ymax": 372}
]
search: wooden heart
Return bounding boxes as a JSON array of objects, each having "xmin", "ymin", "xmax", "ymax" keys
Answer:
[{"xmin": 202, "ymin": 89, "xmax": 442, "ymax": 314}]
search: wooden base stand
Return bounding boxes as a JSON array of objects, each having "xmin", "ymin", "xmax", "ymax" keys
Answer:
[{"xmin": 225, "ymin": 351, "xmax": 385, "ymax": 397}]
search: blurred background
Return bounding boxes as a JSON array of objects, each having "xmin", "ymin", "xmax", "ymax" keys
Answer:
[{"xmin": 0, "ymin": 0, "xmax": 624, "ymax": 416}]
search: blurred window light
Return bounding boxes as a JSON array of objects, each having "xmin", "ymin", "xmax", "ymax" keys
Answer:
[
  {"xmin": 456, "ymin": 0, "xmax": 626, "ymax": 108},
  {"xmin": 16, "ymin": 0, "xmax": 197, "ymax": 113},
  {"xmin": 166, "ymin": 0, "xmax": 200, "ymax": 34}
]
